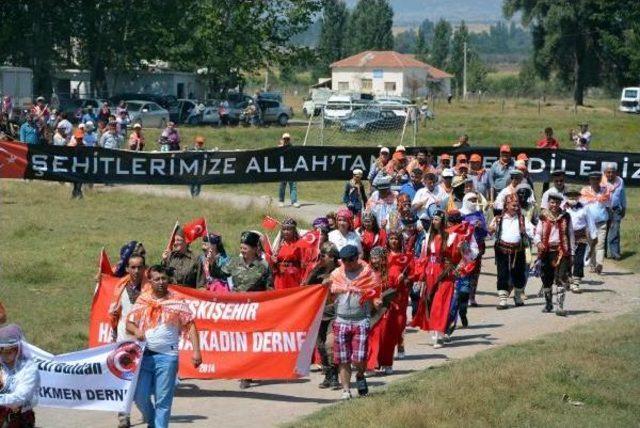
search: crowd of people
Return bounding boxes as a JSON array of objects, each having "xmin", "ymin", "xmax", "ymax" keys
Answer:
[{"xmin": 0, "ymin": 94, "xmax": 629, "ymax": 427}]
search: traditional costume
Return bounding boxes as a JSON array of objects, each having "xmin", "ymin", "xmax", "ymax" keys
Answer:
[
  {"xmin": 356, "ymin": 212, "xmax": 387, "ymax": 261},
  {"xmin": 491, "ymin": 195, "xmax": 535, "ymax": 309},
  {"xmin": 534, "ymin": 192, "xmax": 575, "ymax": 315},
  {"xmin": 272, "ymin": 218, "xmax": 305, "ymax": 290},
  {"xmin": 460, "ymin": 193, "xmax": 488, "ymax": 309}
]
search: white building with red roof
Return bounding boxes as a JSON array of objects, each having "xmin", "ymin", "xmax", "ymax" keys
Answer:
[{"xmin": 330, "ymin": 50, "xmax": 452, "ymax": 99}]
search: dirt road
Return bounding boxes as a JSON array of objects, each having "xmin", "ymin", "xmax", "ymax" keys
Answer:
[{"xmin": 37, "ymin": 186, "xmax": 640, "ymax": 427}]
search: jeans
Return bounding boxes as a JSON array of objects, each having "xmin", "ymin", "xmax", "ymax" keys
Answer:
[
  {"xmin": 607, "ymin": 208, "xmax": 623, "ymax": 258},
  {"xmin": 278, "ymin": 181, "xmax": 298, "ymax": 203},
  {"xmin": 190, "ymin": 184, "xmax": 201, "ymax": 197},
  {"xmin": 134, "ymin": 352, "xmax": 179, "ymax": 428}
]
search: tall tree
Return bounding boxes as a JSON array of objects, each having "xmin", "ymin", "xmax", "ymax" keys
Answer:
[
  {"xmin": 415, "ymin": 26, "xmax": 429, "ymax": 61},
  {"xmin": 394, "ymin": 30, "xmax": 417, "ymax": 54},
  {"xmin": 346, "ymin": 0, "xmax": 394, "ymax": 55},
  {"xmin": 503, "ymin": 0, "xmax": 611, "ymax": 105},
  {"xmin": 449, "ymin": 21, "xmax": 470, "ymax": 95},
  {"xmin": 315, "ymin": 0, "xmax": 349, "ymax": 77},
  {"xmin": 171, "ymin": 0, "xmax": 321, "ymax": 95},
  {"xmin": 430, "ymin": 19, "xmax": 452, "ymax": 69},
  {"xmin": 0, "ymin": 0, "xmax": 72, "ymax": 97}
]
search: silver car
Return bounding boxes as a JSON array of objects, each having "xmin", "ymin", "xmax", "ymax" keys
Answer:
[{"xmin": 126, "ymin": 100, "xmax": 170, "ymax": 128}]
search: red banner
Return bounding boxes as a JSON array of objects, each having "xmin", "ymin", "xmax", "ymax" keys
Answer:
[{"xmin": 89, "ymin": 273, "xmax": 328, "ymax": 379}]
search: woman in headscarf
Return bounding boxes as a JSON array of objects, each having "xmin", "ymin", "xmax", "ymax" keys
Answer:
[
  {"xmin": 327, "ymin": 208, "xmax": 362, "ymax": 254},
  {"xmin": 197, "ymin": 233, "xmax": 230, "ymax": 292},
  {"xmin": 365, "ymin": 246, "xmax": 389, "ymax": 373},
  {"xmin": 377, "ymin": 230, "xmax": 414, "ymax": 372},
  {"xmin": 303, "ymin": 242, "xmax": 340, "ymax": 390},
  {"xmin": 443, "ymin": 210, "xmax": 479, "ymax": 334},
  {"xmin": 113, "ymin": 241, "xmax": 147, "ymax": 277},
  {"xmin": 410, "ymin": 209, "xmax": 456, "ymax": 348},
  {"xmin": 356, "ymin": 212, "xmax": 386, "ymax": 261},
  {"xmin": 0, "ymin": 324, "xmax": 39, "ymax": 428},
  {"xmin": 460, "ymin": 193, "xmax": 488, "ymax": 308},
  {"xmin": 271, "ymin": 218, "xmax": 304, "ymax": 290}
]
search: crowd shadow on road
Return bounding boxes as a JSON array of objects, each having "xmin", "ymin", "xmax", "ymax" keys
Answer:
[
  {"xmin": 175, "ymin": 383, "xmax": 337, "ymax": 404},
  {"xmin": 565, "ymin": 309, "xmax": 601, "ymax": 316},
  {"xmin": 580, "ymin": 288, "xmax": 616, "ymax": 294},
  {"xmin": 168, "ymin": 414, "xmax": 208, "ymax": 424},
  {"xmin": 400, "ymin": 353, "xmax": 447, "ymax": 361},
  {"xmin": 463, "ymin": 323, "xmax": 503, "ymax": 330}
]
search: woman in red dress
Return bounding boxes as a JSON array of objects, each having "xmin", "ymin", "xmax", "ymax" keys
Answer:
[
  {"xmin": 357, "ymin": 212, "xmax": 387, "ymax": 261},
  {"xmin": 272, "ymin": 218, "xmax": 304, "ymax": 290},
  {"xmin": 378, "ymin": 230, "xmax": 413, "ymax": 373},
  {"xmin": 410, "ymin": 209, "xmax": 455, "ymax": 348},
  {"xmin": 366, "ymin": 246, "xmax": 388, "ymax": 372}
]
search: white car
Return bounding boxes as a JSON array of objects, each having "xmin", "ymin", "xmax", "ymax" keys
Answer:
[
  {"xmin": 187, "ymin": 105, "xmax": 220, "ymax": 125},
  {"xmin": 323, "ymin": 95, "xmax": 354, "ymax": 124},
  {"xmin": 619, "ymin": 87, "xmax": 640, "ymax": 113},
  {"xmin": 126, "ymin": 100, "xmax": 170, "ymax": 128}
]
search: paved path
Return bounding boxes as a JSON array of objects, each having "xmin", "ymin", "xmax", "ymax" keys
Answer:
[{"xmin": 38, "ymin": 185, "xmax": 640, "ymax": 427}]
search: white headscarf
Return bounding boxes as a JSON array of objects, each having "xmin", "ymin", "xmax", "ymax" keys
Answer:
[{"xmin": 460, "ymin": 192, "xmax": 479, "ymax": 216}]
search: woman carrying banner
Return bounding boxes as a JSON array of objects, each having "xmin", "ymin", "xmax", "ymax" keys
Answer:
[
  {"xmin": 196, "ymin": 233, "xmax": 230, "ymax": 292},
  {"xmin": 303, "ymin": 242, "xmax": 340, "ymax": 390},
  {"xmin": 271, "ymin": 218, "xmax": 305, "ymax": 290},
  {"xmin": 356, "ymin": 212, "xmax": 386, "ymax": 261},
  {"xmin": 0, "ymin": 324, "xmax": 39, "ymax": 428},
  {"xmin": 222, "ymin": 231, "xmax": 271, "ymax": 389}
]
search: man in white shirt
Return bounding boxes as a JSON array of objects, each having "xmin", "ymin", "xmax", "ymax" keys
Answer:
[
  {"xmin": 565, "ymin": 190, "xmax": 596, "ymax": 293},
  {"xmin": 412, "ymin": 172, "xmax": 443, "ymax": 220},
  {"xmin": 534, "ymin": 191, "xmax": 574, "ymax": 316},
  {"xmin": 367, "ymin": 176, "xmax": 397, "ymax": 231},
  {"xmin": 489, "ymin": 193, "xmax": 534, "ymax": 309},
  {"xmin": 540, "ymin": 170, "xmax": 567, "ymax": 209},
  {"xmin": 494, "ymin": 170, "xmax": 535, "ymax": 211}
]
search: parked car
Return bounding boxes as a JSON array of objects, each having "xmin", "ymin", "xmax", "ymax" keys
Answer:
[
  {"xmin": 340, "ymin": 109, "xmax": 405, "ymax": 132},
  {"xmin": 230, "ymin": 99, "xmax": 293, "ymax": 126},
  {"xmin": 619, "ymin": 87, "xmax": 640, "ymax": 113},
  {"xmin": 109, "ymin": 93, "xmax": 180, "ymax": 122},
  {"xmin": 187, "ymin": 104, "xmax": 220, "ymax": 125},
  {"xmin": 176, "ymin": 99, "xmax": 197, "ymax": 123},
  {"xmin": 323, "ymin": 94, "xmax": 355, "ymax": 124},
  {"xmin": 58, "ymin": 98, "xmax": 104, "ymax": 123},
  {"xmin": 302, "ymin": 88, "xmax": 333, "ymax": 117},
  {"xmin": 126, "ymin": 100, "xmax": 170, "ymax": 128}
]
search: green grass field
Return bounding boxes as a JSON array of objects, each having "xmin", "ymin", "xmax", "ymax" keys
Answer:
[
  {"xmin": 1, "ymin": 96, "xmax": 637, "ymax": 351},
  {"xmin": 293, "ymin": 312, "xmax": 640, "ymax": 428}
]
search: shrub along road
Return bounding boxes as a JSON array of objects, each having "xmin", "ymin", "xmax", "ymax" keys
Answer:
[{"xmin": 35, "ymin": 185, "xmax": 640, "ymax": 427}]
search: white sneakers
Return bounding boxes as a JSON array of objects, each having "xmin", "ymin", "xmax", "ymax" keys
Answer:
[
  {"xmin": 278, "ymin": 202, "xmax": 301, "ymax": 208},
  {"xmin": 341, "ymin": 390, "xmax": 352, "ymax": 400},
  {"xmin": 497, "ymin": 290, "xmax": 509, "ymax": 310}
]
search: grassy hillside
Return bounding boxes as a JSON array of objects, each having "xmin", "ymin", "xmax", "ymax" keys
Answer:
[{"xmin": 293, "ymin": 312, "xmax": 640, "ymax": 427}]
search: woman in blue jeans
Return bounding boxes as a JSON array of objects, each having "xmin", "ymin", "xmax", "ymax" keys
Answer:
[{"xmin": 127, "ymin": 265, "xmax": 202, "ymax": 428}]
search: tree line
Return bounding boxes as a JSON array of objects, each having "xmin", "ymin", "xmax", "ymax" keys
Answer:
[{"xmin": 0, "ymin": 0, "xmax": 638, "ymax": 105}]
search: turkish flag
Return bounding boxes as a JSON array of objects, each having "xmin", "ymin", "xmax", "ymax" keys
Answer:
[
  {"xmin": 0, "ymin": 141, "xmax": 29, "ymax": 179},
  {"xmin": 99, "ymin": 248, "xmax": 113, "ymax": 275},
  {"xmin": 262, "ymin": 216, "xmax": 279, "ymax": 231},
  {"xmin": 183, "ymin": 217, "xmax": 207, "ymax": 244}
]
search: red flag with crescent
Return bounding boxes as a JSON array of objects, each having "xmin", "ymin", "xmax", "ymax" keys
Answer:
[
  {"xmin": 262, "ymin": 216, "xmax": 279, "ymax": 231},
  {"xmin": 0, "ymin": 141, "xmax": 29, "ymax": 179},
  {"xmin": 182, "ymin": 217, "xmax": 207, "ymax": 244}
]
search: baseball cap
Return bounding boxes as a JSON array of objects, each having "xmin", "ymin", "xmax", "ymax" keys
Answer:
[
  {"xmin": 395, "ymin": 145, "xmax": 406, "ymax": 152},
  {"xmin": 353, "ymin": 168, "xmax": 363, "ymax": 176},
  {"xmin": 379, "ymin": 147, "xmax": 390, "ymax": 154},
  {"xmin": 281, "ymin": 132, "xmax": 291, "ymax": 139},
  {"xmin": 195, "ymin": 136, "xmax": 205, "ymax": 144},
  {"xmin": 133, "ymin": 123, "xmax": 142, "ymax": 129},
  {"xmin": 500, "ymin": 144, "xmax": 511, "ymax": 153}
]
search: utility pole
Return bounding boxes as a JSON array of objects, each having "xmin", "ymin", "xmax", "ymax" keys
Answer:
[{"xmin": 463, "ymin": 41, "xmax": 467, "ymax": 101}]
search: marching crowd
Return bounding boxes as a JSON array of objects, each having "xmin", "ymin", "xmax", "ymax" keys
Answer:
[
  {"xmin": 0, "ymin": 133, "xmax": 628, "ymax": 427},
  {"xmin": 0, "ymin": 94, "xmax": 627, "ymax": 427}
]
